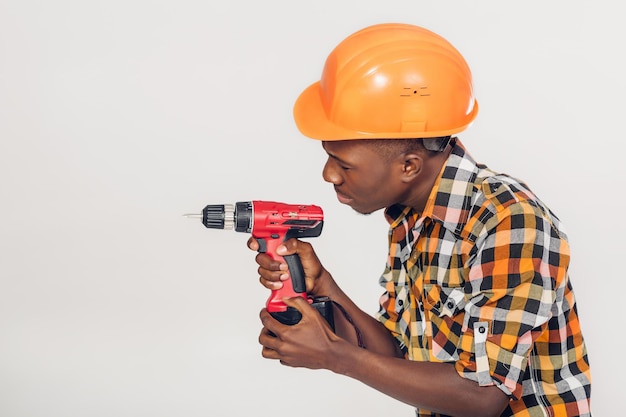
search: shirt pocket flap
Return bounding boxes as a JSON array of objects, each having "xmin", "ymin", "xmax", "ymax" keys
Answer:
[{"xmin": 423, "ymin": 285, "xmax": 466, "ymax": 317}]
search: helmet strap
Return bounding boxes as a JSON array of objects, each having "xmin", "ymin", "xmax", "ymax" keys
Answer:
[{"xmin": 423, "ymin": 136, "xmax": 453, "ymax": 152}]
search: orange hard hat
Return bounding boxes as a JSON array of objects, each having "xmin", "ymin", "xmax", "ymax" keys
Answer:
[{"xmin": 293, "ymin": 23, "xmax": 479, "ymax": 140}]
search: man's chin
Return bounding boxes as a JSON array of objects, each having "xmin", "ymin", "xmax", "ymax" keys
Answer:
[
  {"xmin": 350, "ymin": 205, "xmax": 380, "ymax": 216},
  {"xmin": 336, "ymin": 196, "xmax": 381, "ymax": 215}
]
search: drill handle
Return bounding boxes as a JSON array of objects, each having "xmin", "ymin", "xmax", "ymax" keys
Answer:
[
  {"xmin": 256, "ymin": 238, "xmax": 305, "ymax": 292},
  {"xmin": 256, "ymin": 238, "xmax": 308, "ymax": 313}
]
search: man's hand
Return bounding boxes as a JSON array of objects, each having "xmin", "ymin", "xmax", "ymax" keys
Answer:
[
  {"xmin": 259, "ymin": 296, "xmax": 344, "ymax": 370},
  {"xmin": 247, "ymin": 237, "xmax": 332, "ymax": 297}
]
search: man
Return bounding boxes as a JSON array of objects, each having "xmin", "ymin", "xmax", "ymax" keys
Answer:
[{"xmin": 248, "ymin": 23, "xmax": 592, "ymax": 416}]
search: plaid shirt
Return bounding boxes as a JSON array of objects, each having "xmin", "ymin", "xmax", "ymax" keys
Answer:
[{"xmin": 375, "ymin": 140, "xmax": 592, "ymax": 417}]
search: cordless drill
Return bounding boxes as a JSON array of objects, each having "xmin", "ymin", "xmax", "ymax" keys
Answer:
[{"xmin": 187, "ymin": 200, "xmax": 334, "ymax": 329}]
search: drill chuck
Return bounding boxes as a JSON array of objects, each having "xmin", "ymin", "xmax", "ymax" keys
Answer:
[
  {"xmin": 201, "ymin": 204, "xmax": 235, "ymax": 230},
  {"xmin": 200, "ymin": 202, "xmax": 253, "ymax": 232}
]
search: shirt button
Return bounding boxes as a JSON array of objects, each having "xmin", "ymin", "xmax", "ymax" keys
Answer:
[
  {"xmin": 446, "ymin": 301, "xmax": 454, "ymax": 309},
  {"xmin": 478, "ymin": 326, "xmax": 486, "ymax": 334},
  {"xmin": 398, "ymin": 299, "xmax": 404, "ymax": 306}
]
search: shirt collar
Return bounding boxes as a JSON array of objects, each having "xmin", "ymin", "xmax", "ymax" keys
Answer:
[{"xmin": 384, "ymin": 139, "xmax": 480, "ymax": 237}]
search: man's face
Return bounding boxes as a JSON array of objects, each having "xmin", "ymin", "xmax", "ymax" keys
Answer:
[{"xmin": 321, "ymin": 140, "xmax": 406, "ymax": 215}]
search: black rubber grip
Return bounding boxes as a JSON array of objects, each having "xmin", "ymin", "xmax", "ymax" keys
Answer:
[{"xmin": 283, "ymin": 253, "xmax": 306, "ymax": 293}]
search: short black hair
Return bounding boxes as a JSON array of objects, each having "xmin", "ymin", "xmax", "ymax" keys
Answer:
[{"xmin": 367, "ymin": 136, "xmax": 452, "ymax": 160}]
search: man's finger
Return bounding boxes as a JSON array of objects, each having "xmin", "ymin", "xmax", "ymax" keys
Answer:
[
  {"xmin": 283, "ymin": 296, "xmax": 315, "ymax": 314},
  {"xmin": 247, "ymin": 237, "xmax": 259, "ymax": 251}
]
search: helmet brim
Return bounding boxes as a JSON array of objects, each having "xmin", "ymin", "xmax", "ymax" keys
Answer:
[{"xmin": 293, "ymin": 81, "xmax": 479, "ymax": 141}]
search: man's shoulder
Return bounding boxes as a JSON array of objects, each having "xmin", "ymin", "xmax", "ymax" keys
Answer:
[
  {"xmin": 475, "ymin": 169, "xmax": 538, "ymax": 211},
  {"xmin": 468, "ymin": 167, "xmax": 567, "ymax": 239}
]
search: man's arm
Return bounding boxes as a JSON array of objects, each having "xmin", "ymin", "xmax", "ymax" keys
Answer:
[
  {"xmin": 260, "ymin": 296, "xmax": 509, "ymax": 417},
  {"xmin": 252, "ymin": 238, "xmax": 510, "ymax": 416}
]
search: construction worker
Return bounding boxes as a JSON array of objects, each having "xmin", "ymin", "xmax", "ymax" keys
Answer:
[{"xmin": 249, "ymin": 23, "xmax": 592, "ymax": 416}]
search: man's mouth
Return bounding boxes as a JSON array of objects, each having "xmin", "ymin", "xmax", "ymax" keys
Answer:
[{"xmin": 335, "ymin": 189, "xmax": 353, "ymax": 204}]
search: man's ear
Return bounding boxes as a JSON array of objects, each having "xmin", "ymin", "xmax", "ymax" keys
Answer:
[{"xmin": 400, "ymin": 152, "xmax": 423, "ymax": 182}]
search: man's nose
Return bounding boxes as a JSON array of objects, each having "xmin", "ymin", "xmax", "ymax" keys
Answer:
[{"xmin": 322, "ymin": 160, "xmax": 341, "ymax": 185}]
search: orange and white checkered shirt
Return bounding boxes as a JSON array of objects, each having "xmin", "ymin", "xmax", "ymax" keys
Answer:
[{"xmin": 376, "ymin": 140, "xmax": 592, "ymax": 417}]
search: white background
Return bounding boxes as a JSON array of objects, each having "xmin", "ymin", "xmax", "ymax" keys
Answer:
[{"xmin": 0, "ymin": 1, "xmax": 621, "ymax": 416}]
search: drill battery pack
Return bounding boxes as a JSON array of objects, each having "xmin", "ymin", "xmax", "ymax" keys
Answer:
[{"xmin": 269, "ymin": 296, "xmax": 335, "ymax": 331}]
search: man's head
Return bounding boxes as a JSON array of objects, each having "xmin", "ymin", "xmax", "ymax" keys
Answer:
[
  {"xmin": 293, "ymin": 23, "xmax": 476, "ymax": 213},
  {"xmin": 321, "ymin": 137, "xmax": 453, "ymax": 215}
]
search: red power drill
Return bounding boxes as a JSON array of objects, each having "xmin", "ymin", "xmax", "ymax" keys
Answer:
[{"xmin": 187, "ymin": 200, "xmax": 334, "ymax": 329}]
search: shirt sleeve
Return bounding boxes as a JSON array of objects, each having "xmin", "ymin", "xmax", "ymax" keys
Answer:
[{"xmin": 455, "ymin": 199, "xmax": 568, "ymax": 399}]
